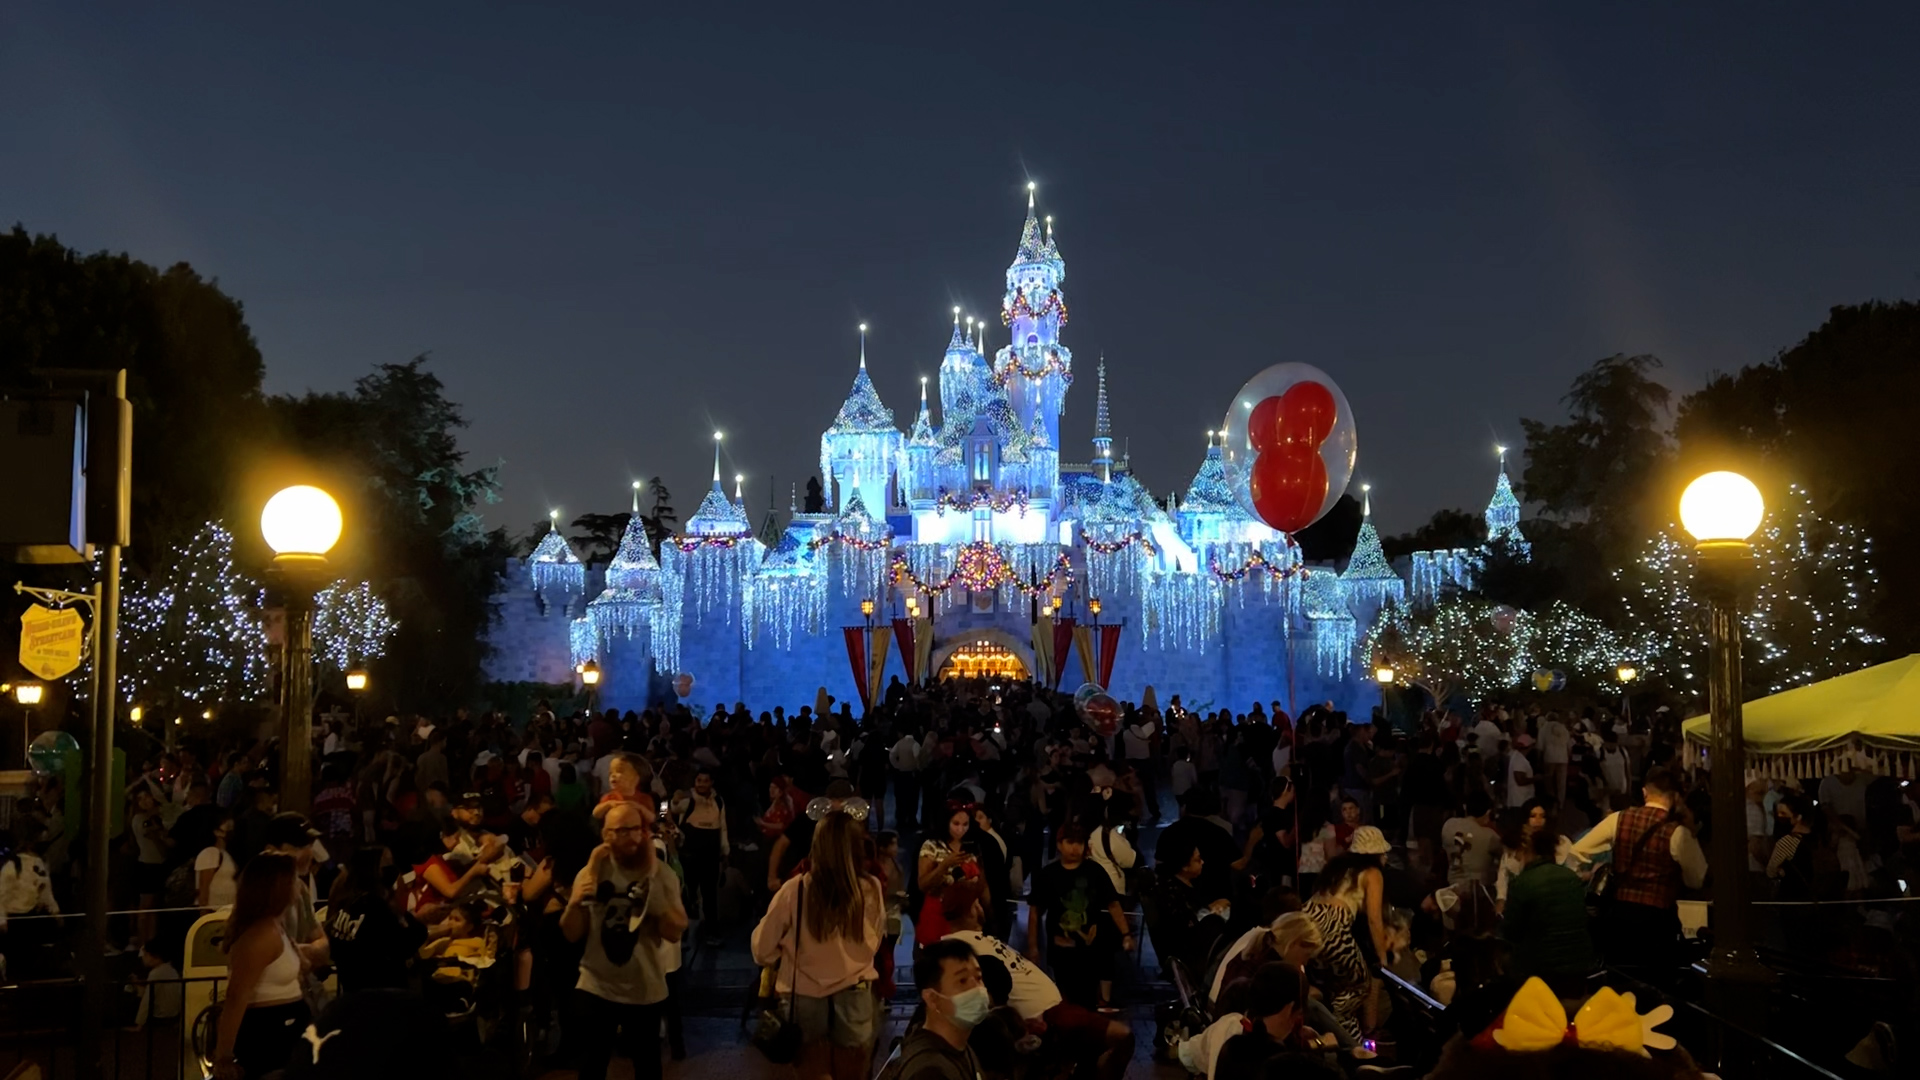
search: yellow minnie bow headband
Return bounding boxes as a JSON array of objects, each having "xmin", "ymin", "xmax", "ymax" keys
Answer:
[{"xmin": 1480, "ymin": 977, "xmax": 1677, "ymax": 1056}]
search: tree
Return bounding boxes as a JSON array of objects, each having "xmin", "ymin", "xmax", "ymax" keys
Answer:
[
  {"xmin": 1293, "ymin": 493, "xmax": 1362, "ymax": 562},
  {"xmin": 1676, "ymin": 301, "xmax": 1920, "ymax": 653},
  {"xmin": 0, "ymin": 227, "xmax": 267, "ymax": 565},
  {"xmin": 641, "ymin": 477, "xmax": 677, "ymax": 553},
  {"xmin": 1367, "ymin": 595, "xmax": 1526, "ymax": 707},
  {"xmin": 1519, "ymin": 354, "xmax": 1673, "ymax": 560},
  {"xmin": 312, "ymin": 581, "xmax": 400, "ymax": 676},
  {"xmin": 570, "ymin": 512, "xmax": 632, "ymax": 566},
  {"xmin": 1616, "ymin": 484, "xmax": 1883, "ymax": 698},
  {"xmin": 118, "ymin": 521, "xmax": 270, "ymax": 709},
  {"xmin": 268, "ymin": 358, "xmax": 511, "ymax": 706},
  {"xmin": 1382, "ymin": 508, "xmax": 1482, "ymax": 561},
  {"xmin": 803, "ymin": 476, "xmax": 827, "ymax": 514}
]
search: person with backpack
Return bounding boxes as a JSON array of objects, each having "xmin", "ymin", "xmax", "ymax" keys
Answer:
[
  {"xmin": 887, "ymin": 938, "xmax": 988, "ymax": 1080},
  {"xmin": 672, "ymin": 768, "xmax": 728, "ymax": 945},
  {"xmin": 1565, "ymin": 766, "xmax": 1707, "ymax": 973}
]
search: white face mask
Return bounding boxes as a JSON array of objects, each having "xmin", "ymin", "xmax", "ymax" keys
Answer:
[{"xmin": 942, "ymin": 985, "xmax": 991, "ymax": 1030}]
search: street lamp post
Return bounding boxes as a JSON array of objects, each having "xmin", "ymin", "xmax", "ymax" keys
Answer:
[
  {"xmin": 13, "ymin": 682, "xmax": 43, "ymax": 763},
  {"xmin": 577, "ymin": 659, "xmax": 601, "ymax": 712},
  {"xmin": 860, "ymin": 597, "xmax": 876, "ymax": 629},
  {"xmin": 261, "ymin": 484, "xmax": 343, "ymax": 814},
  {"xmin": 1679, "ymin": 470, "xmax": 1772, "ymax": 986}
]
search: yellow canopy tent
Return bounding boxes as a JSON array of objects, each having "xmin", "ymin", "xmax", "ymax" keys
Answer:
[{"xmin": 1682, "ymin": 654, "xmax": 1920, "ymax": 779}]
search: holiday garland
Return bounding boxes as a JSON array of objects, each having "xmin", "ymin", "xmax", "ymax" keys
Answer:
[
  {"xmin": 1080, "ymin": 529, "xmax": 1157, "ymax": 556},
  {"xmin": 1209, "ymin": 549, "xmax": 1312, "ymax": 583},
  {"xmin": 990, "ymin": 347, "xmax": 1074, "ymax": 388},
  {"xmin": 890, "ymin": 543, "xmax": 1074, "ymax": 596},
  {"xmin": 934, "ymin": 487, "xmax": 1031, "ymax": 516},
  {"xmin": 1002, "ymin": 287, "xmax": 1069, "ymax": 326},
  {"xmin": 670, "ymin": 535, "xmax": 753, "ymax": 551}
]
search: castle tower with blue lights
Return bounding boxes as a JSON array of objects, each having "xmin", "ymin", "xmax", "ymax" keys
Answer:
[{"xmin": 486, "ymin": 184, "xmax": 1525, "ymax": 722}]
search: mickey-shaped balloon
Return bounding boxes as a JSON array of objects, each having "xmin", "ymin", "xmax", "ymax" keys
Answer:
[{"xmin": 1220, "ymin": 363, "xmax": 1358, "ymax": 534}]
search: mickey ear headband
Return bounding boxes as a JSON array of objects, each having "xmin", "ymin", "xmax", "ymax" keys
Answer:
[
  {"xmin": 1473, "ymin": 977, "xmax": 1676, "ymax": 1057},
  {"xmin": 805, "ymin": 797, "xmax": 871, "ymax": 822}
]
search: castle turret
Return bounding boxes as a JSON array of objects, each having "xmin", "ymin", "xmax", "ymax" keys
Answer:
[
  {"xmin": 1486, "ymin": 445, "xmax": 1530, "ymax": 556},
  {"xmin": 995, "ymin": 183, "xmax": 1071, "ymax": 481},
  {"xmin": 1092, "ymin": 358, "xmax": 1114, "ymax": 483},
  {"xmin": 819, "ymin": 324, "xmax": 904, "ymax": 516}
]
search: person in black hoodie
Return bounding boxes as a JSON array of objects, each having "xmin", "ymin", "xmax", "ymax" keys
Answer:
[{"xmin": 324, "ymin": 846, "xmax": 430, "ymax": 993}]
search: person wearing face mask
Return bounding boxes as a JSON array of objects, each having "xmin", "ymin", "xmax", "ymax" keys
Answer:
[{"xmin": 893, "ymin": 939, "xmax": 989, "ymax": 1080}]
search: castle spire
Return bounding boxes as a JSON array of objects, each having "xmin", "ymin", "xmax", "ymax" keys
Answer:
[
  {"xmin": 1092, "ymin": 357, "xmax": 1114, "ymax": 483},
  {"xmin": 631, "ymin": 480, "xmax": 642, "ymax": 515},
  {"xmin": 734, "ymin": 473, "xmax": 744, "ymax": 502},
  {"xmin": 711, "ymin": 431, "xmax": 723, "ymax": 487},
  {"xmin": 858, "ymin": 322, "xmax": 868, "ymax": 369},
  {"xmin": 1361, "ymin": 482, "xmax": 1372, "ymax": 518}
]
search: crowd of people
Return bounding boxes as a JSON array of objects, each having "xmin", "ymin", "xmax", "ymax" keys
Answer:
[{"xmin": 0, "ymin": 674, "xmax": 1914, "ymax": 1080}]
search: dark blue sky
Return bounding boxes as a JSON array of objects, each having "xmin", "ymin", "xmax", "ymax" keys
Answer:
[{"xmin": 4, "ymin": 3, "xmax": 1916, "ymax": 536}]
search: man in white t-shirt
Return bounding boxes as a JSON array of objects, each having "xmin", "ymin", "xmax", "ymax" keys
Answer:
[
  {"xmin": 1539, "ymin": 715, "xmax": 1572, "ymax": 804},
  {"xmin": 1506, "ymin": 735, "xmax": 1536, "ymax": 808},
  {"xmin": 1818, "ymin": 754, "xmax": 1875, "ymax": 831}
]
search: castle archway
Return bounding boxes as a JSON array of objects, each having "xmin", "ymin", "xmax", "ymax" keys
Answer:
[{"xmin": 931, "ymin": 628, "xmax": 1033, "ymax": 682}]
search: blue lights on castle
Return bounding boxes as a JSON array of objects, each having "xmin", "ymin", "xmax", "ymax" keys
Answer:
[{"xmin": 487, "ymin": 187, "xmax": 1525, "ymax": 717}]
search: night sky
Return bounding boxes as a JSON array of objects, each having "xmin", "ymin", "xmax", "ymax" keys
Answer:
[{"xmin": 5, "ymin": 4, "xmax": 1917, "ymax": 537}]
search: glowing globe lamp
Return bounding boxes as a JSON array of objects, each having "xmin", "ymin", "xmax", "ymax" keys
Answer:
[
  {"xmin": 1679, "ymin": 472, "xmax": 1763, "ymax": 544},
  {"xmin": 262, "ymin": 485, "xmax": 343, "ymax": 557},
  {"xmin": 578, "ymin": 660, "xmax": 601, "ymax": 686}
]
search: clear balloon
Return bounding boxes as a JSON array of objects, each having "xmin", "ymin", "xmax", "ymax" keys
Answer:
[
  {"xmin": 1073, "ymin": 682, "xmax": 1104, "ymax": 710},
  {"xmin": 1081, "ymin": 692, "xmax": 1122, "ymax": 737},
  {"xmin": 28, "ymin": 730, "xmax": 80, "ymax": 775},
  {"xmin": 1491, "ymin": 605, "xmax": 1519, "ymax": 633},
  {"xmin": 673, "ymin": 672, "xmax": 696, "ymax": 698},
  {"xmin": 1221, "ymin": 363, "xmax": 1358, "ymax": 534}
]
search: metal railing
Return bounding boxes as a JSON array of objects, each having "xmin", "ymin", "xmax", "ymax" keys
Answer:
[{"xmin": 0, "ymin": 974, "xmax": 224, "ymax": 1080}]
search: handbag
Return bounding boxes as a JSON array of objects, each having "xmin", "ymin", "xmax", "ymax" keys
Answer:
[
  {"xmin": 752, "ymin": 880, "xmax": 804, "ymax": 1063},
  {"xmin": 1100, "ymin": 827, "xmax": 1151, "ymax": 897}
]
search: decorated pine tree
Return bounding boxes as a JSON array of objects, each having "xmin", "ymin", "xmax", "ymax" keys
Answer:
[
  {"xmin": 1616, "ymin": 483, "xmax": 1882, "ymax": 697},
  {"xmin": 119, "ymin": 521, "xmax": 271, "ymax": 707}
]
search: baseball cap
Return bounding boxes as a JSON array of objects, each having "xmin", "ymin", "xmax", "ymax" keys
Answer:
[
  {"xmin": 262, "ymin": 812, "xmax": 321, "ymax": 849},
  {"xmin": 455, "ymin": 791, "xmax": 484, "ymax": 808}
]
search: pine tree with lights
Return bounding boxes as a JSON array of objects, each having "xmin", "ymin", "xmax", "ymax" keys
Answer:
[
  {"xmin": 1616, "ymin": 483, "xmax": 1882, "ymax": 697},
  {"xmin": 119, "ymin": 521, "xmax": 271, "ymax": 709},
  {"xmin": 313, "ymin": 581, "xmax": 400, "ymax": 675}
]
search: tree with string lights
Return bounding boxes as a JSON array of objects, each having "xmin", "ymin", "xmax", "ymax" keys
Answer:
[
  {"xmin": 119, "ymin": 521, "xmax": 271, "ymax": 709},
  {"xmin": 1615, "ymin": 482, "xmax": 1883, "ymax": 697}
]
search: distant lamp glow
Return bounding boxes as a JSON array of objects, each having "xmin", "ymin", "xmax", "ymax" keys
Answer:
[
  {"xmin": 1680, "ymin": 471, "xmax": 1765, "ymax": 543},
  {"xmin": 1616, "ymin": 663, "xmax": 1639, "ymax": 684},
  {"xmin": 173, "ymin": 717, "xmax": 182, "ymax": 726},
  {"xmin": 1089, "ymin": 598, "xmax": 1102, "ymax": 617},
  {"xmin": 1049, "ymin": 594, "xmax": 1063, "ymax": 612},
  {"xmin": 1374, "ymin": 666, "xmax": 1396, "ymax": 685},
  {"xmin": 345, "ymin": 670, "xmax": 369, "ymax": 692},
  {"xmin": 860, "ymin": 598, "xmax": 876, "ymax": 618},
  {"xmin": 261, "ymin": 485, "xmax": 343, "ymax": 557},
  {"xmin": 577, "ymin": 660, "xmax": 601, "ymax": 686},
  {"xmin": 13, "ymin": 683, "xmax": 44, "ymax": 706},
  {"xmin": 129, "ymin": 705, "xmax": 144, "ymax": 723},
  {"xmin": 201, "ymin": 709, "xmax": 212, "ymax": 720},
  {"xmin": 905, "ymin": 596, "xmax": 920, "ymax": 618}
]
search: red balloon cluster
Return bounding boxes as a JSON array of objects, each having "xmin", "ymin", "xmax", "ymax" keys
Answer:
[
  {"xmin": 1246, "ymin": 381, "xmax": 1338, "ymax": 534},
  {"xmin": 1081, "ymin": 692, "xmax": 1122, "ymax": 737}
]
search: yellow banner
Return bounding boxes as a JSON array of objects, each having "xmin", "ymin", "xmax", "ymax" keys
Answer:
[
  {"xmin": 866, "ymin": 625, "xmax": 893, "ymax": 712},
  {"xmin": 19, "ymin": 604, "xmax": 85, "ymax": 680}
]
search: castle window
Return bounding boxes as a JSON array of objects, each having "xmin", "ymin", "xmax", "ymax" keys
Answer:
[
  {"xmin": 973, "ymin": 507, "xmax": 991, "ymax": 542},
  {"xmin": 973, "ymin": 442, "xmax": 991, "ymax": 482}
]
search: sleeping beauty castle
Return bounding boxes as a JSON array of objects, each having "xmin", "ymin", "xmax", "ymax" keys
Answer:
[{"xmin": 485, "ymin": 186, "xmax": 1524, "ymax": 717}]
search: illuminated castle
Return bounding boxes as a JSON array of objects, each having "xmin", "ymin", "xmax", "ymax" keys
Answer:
[{"xmin": 487, "ymin": 187, "xmax": 1515, "ymax": 716}]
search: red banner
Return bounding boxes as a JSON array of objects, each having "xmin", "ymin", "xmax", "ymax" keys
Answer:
[
  {"xmin": 843, "ymin": 626, "xmax": 869, "ymax": 712},
  {"xmin": 1097, "ymin": 623, "xmax": 1123, "ymax": 689},
  {"xmin": 892, "ymin": 617, "xmax": 917, "ymax": 683},
  {"xmin": 1051, "ymin": 617, "xmax": 1076, "ymax": 688}
]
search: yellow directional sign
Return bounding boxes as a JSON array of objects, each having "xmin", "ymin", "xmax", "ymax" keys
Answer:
[{"xmin": 19, "ymin": 604, "xmax": 85, "ymax": 680}]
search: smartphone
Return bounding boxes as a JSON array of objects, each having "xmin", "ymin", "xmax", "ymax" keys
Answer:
[
  {"xmin": 510, "ymin": 862, "xmax": 527, "ymax": 883},
  {"xmin": 658, "ymin": 799, "xmax": 670, "ymax": 819}
]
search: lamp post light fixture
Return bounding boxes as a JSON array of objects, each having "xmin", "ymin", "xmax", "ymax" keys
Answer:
[
  {"xmin": 1373, "ymin": 665, "xmax": 1395, "ymax": 685},
  {"xmin": 577, "ymin": 659, "xmax": 601, "ymax": 711},
  {"xmin": 261, "ymin": 483, "xmax": 342, "ymax": 813},
  {"xmin": 13, "ymin": 682, "xmax": 43, "ymax": 764},
  {"xmin": 905, "ymin": 596, "xmax": 920, "ymax": 620},
  {"xmin": 1088, "ymin": 597, "xmax": 1102, "ymax": 626},
  {"xmin": 345, "ymin": 670, "xmax": 369, "ymax": 693},
  {"xmin": 1049, "ymin": 594, "xmax": 1063, "ymax": 615},
  {"xmin": 860, "ymin": 597, "xmax": 876, "ymax": 628},
  {"xmin": 1679, "ymin": 470, "xmax": 1772, "ymax": 988},
  {"xmin": 129, "ymin": 705, "xmax": 143, "ymax": 724},
  {"xmin": 1615, "ymin": 663, "xmax": 1638, "ymax": 684}
]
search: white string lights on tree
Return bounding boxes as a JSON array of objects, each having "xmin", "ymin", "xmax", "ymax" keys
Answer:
[
  {"xmin": 312, "ymin": 581, "xmax": 399, "ymax": 674},
  {"xmin": 1616, "ymin": 483, "xmax": 1881, "ymax": 696},
  {"xmin": 119, "ymin": 521, "xmax": 272, "ymax": 706}
]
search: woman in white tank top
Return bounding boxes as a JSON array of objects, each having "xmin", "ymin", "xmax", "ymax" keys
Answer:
[{"xmin": 212, "ymin": 854, "xmax": 309, "ymax": 1080}]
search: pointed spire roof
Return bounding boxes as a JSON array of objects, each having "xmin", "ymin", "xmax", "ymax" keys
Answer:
[
  {"xmin": 1017, "ymin": 182, "xmax": 1046, "ymax": 261},
  {"xmin": 687, "ymin": 432, "xmax": 751, "ymax": 535},
  {"xmin": 604, "ymin": 509, "xmax": 661, "ymax": 588},
  {"xmin": 1486, "ymin": 445, "xmax": 1523, "ymax": 539},
  {"xmin": 909, "ymin": 376, "xmax": 936, "ymax": 446},
  {"xmin": 1342, "ymin": 485, "xmax": 1397, "ymax": 581},
  {"xmin": 830, "ymin": 329, "xmax": 900, "ymax": 435},
  {"xmin": 1093, "ymin": 357, "xmax": 1112, "ymax": 443},
  {"xmin": 1180, "ymin": 437, "xmax": 1244, "ymax": 516}
]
